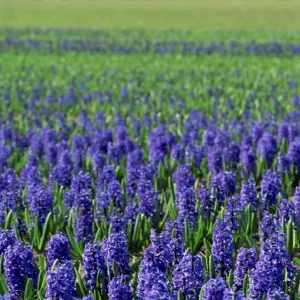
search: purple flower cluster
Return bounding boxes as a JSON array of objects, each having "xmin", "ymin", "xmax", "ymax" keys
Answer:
[
  {"xmin": 83, "ymin": 242, "xmax": 107, "ymax": 291},
  {"xmin": 47, "ymin": 232, "xmax": 70, "ymax": 268},
  {"xmin": 172, "ymin": 250, "xmax": 205, "ymax": 298},
  {"xmin": 233, "ymin": 247, "xmax": 257, "ymax": 290},
  {"xmin": 4, "ymin": 242, "xmax": 37, "ymax": 295},
  {"xmin": 46, "ymin": 261, "xmax": 76, "ymax": 300},
  {"xmin": 212, "ymin": 218, "xmax": 235, "ymax": 277},
  {"xmin": 249, "ymin": 234, "xmax": 295, "ymax": 299}
]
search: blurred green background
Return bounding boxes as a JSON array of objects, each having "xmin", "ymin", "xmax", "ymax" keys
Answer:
[{"xmin": 1, "ymin": 0, "xmax": 300, "ymax": 29}]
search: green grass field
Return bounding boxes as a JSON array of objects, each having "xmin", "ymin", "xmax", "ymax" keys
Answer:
[{"xmin": 1, "ymin": 0, "xmax": 300, "ymax": 29}]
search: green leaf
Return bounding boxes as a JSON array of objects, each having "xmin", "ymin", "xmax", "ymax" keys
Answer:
[
  {"xmin": 66, "ymin": 227, "xmax": 83, "ymax": 259},
  {"xmin": 184, "ymin": 218, "xmax": 190, "ymax": 247},
  {"xmin": 132, "ymin": 214, "xmax": 142, "ymax": 244},
  {"xmin": 31, "ymin": 217, "xmax": 40, "ymax": 250},
  {"xmin": 203, "ymin": 238, "xmax": 212, "ymax": 256},
  {"xmin": 24, "ymin": 207, "xmax": 31, "ymax": 229},
  {"xmin": 286, "ymin": 219, "xmax": 294, "ymax": 258},
  {"xmin": 94, "ymin": 228, "xmax": 102, "ymax": 242},
  {"xmin": 93, "ymin": 290, "xmax": 102, "ymax": 300},
  {"xmin": 193, "ymin": 221, "xmax": 204, "ymax": 254},
  {"xmin": 126, "ymin": 219, "xmax": 133, "ymax": 239},
  {"xmin": 112, "ymin": 260, "xmax": 120, "ymax": 277},
  {"xmin": 293, "ymin": 257, "xmax": 300, "ymax": 266},
  {"xmin": 4, "ymin": 210, "xmax": 14, "ymax": 230},
  {"xmin": 199, "ymin": 284, "xmax": 205, "ymax": 300},
  {"xmin": 74, "ymin": 265, "xmax": 88, "ymax": 297},
  {"xmin": 0, "ymin": 274, "xmax": 7, "ymax": 295},
  {"xmin": 177, "ymin": 290, "xmax": 183, "ymax": 300},
  {"xmin": 37, "ymin": 270, "xmax": 46, "ymax": 291},
  {"xmin": 209, "ymin": 255, "xmax": 215, "ymax": 279},
  {"xmin": 38, "ymin": 255, "xmax": 47, "ymax": 271},
  {"xmin": 0, "ymin": 254, "xmax": 3, "ymax": 275},
  {"xmin": 51, "ymin": 259, "xmax": 59, "ymax": 272},
  {"xmin": 24, "ymin": 278, "xmax": 34, "ymax": 299},
  {"xmin": 243, "ymin": 274, "xmax": 249, "ymax": 297},
  {"xmin": 226, "ymin": 269, "xmax": 234, "ymax": 288},
  {"xmin": 130, "ymin": 258, "xmax": 141, "ymax": 273},
  {"xmin": 38, "ymin": 212, "xmax": 52, "ymax": 252}
]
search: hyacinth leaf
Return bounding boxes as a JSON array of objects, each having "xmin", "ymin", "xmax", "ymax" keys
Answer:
[
  {"xmin": 37, "ymin": 290, "xmax": 45, "ymax": 300},
  {"xmin": 96, "ymin": 269, "xmax": 107, "ymax": 295},
  {"xmin": 13, "ymin": 219, "xmax": 21, "ymax": 240},
  {"xmin": 194, "ymin": 177, "xmax": 200, "ymax": 192},
  {"xmin": 66, "ymin": 227, "xmax": 83, "ymax": 259},
  {"xmin": 121, "ymin": 179, "xmax": 127, "ymax": 199},
  {"xmin": 243, "ymin": 233, "xmax": 259, "ymax": 253},
  {"xmin": 108, "ymin": 225, "xmax": 113, "ymax": 236},
  {"xmin": 85, "ymin": 157, "xmax": 92, "ymax": 173},
  {"xmin": 130, "ymin": 257, "xmax": 141, "ymax": 273},
  {"xmin": 50, "ymin": 259, "xmax": 59, "ymax": 272},
  {"xmin": 38, "ymin": 212, "xmax": 52, "ymax": 252},
  {"xmin": 293, "ymin": 229, "xmax": 298, "ymax": 248},
  {"xmin": 37, "ymin": 270, "xmax": 46, "ymax": 291},
  {"xmin": 4, "ymin": 210, "xmax": 13, "ymax": 230},
  {"xmin": 193, "ymin": 220, "xmax": 205, "ymax": 254},
  {"xmin": 177, "ymin": 290, "xmax": 183, "ymax": 300},
  {"xmin": 282, "ymin": 174, "xmax": 292, "ymax": 196},
  {"xmin": 0, "ymin": 274, "xmax": 8, "ymax": 295},
  {"xmin": 74, "ymin": 265, "xmax": 88, "ymax": 297},
  {"xmin": 67, "ymin": 209, "xmax": 76, "ymax": 230},
  {"xmin": 132, "ymin": 213, "xmax": 142, "ymax": 244},
  {"xmin": 184, "ymin": 218, "xmax": 190, "ymax": 248},
  {"xmin": 38, "ymin": 255, "xmax": 46, "ymax": 271},
  {"xmin": 245, "ymin": 204, "xmax": 253, "ymax": 235},
  {"xmin": 209, "ymin": 254, "xmax": 216, "ymax": 279},
  {"xmin": 201, "ymin": 255, "xmax": 207, "ymax": 275},
  {"xmin": 160, "ymin": 194, "xmax": 176, "ymax": 228},
  {"xmin": 291, "ymin": 272, "xmax": 300, "ymax": 300},
  {"xmin": 93, "ymin": 290, "xmax": 103, "ymax": 300},
  {"xmin": 227, "ymin": 269, "xmax": 234, "ymax": 288},
  {"xmin": 284, "ymin": 268, "xmax": 288, "ymax": 294},
  {"xmin": 52, "ymin": 180, "xmax": 59, "ymax": 200},
  {"xmin": 76, "ymin": 282, "xmax": 83, "ymax": 298},
  {"xmin": 24, "ymin": 278, "xmax": 34, "ymax": 299},
  {"xmin": 31, "ymin": 217, "xmax": 40, "ymax": 250},
  {"xmin": 168, "ymin": 176, "xmax": 174, "ymax": 196},
  {"xmin": 286, "ymin": 219, "xmax": 294, "ymax": 258},
  {"xmin": 126, "ymin": 219, "xmax": 133, "ymax": 239},
  {"xmin": 203, "ymin": 238, "xmax": 212, "ymax": 256},
  {"xmin": 206, "ymin": 220, "xmax": 215, "ymax": 240},
  {"xmin": 158, "ymin": 161, "xmax": 165, "ymax": 180},
  {"xmin": 243, "ymin": 274, "xmax": 249, "ymax": 297},
  {"xmin": 94, "ymin": 228, "xmax": 102, "ymax": 242},
  {"xmin": 24, "ymin": 207, "xmax": 31, "ymax": 229},
  {"xmin": 199, "ymin": 284, "xmax": 205, "ymax": 300},
  {"xmin": 206, "ymin": 172, "xmax": 212, "ymax": 189},
  {"xmin": 112, "ymin": 259, "xmax": 120, "ymax": 277},
  {"xmin": 108, "ymin": 201, "xmax": 115, "ymax": 216},
  {"xmin": 0, "ymin": 254, "xmax": 3, "ymax": 274},
  {"xmin": 218, "ymin": 207, "xmax": 225, "ymax": 219},
  {"xmin": 145, "ymin": 219, "xmax": 152, "ymax": 245},
  {"xmin": 169, "ymin": 192, "xmax": 178, "ymax": 220},
  {"xmin": 281, "ymin": 217, "xmax": 286, "ymax": 233}
]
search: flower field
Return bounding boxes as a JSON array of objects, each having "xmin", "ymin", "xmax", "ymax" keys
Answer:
[{"xmin": 0, "ymin": 14, "xmax": 300, "ymax": 300}]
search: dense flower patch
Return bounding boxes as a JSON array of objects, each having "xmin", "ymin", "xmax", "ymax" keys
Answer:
[
  {"xmin": 0, "ymin": 28, "xmax": 300, "ymax": 56},
  {"xmin": 0, "ymin": 29, "xmax": 299, "ymax": 299}
]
